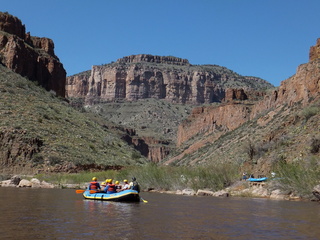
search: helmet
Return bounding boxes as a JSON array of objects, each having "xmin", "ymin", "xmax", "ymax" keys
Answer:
[
  {"xmin": 105, "ymin": 179, "xmax": 109, "ymax": 183},
  {"xmin": 101, "ymin": 182, "xmax": 106, "ymax": 185},
  {"xmin": 109, "ymin": 179, "xmax": 113, "ymax": 183},
  {"xmin": 132, "ymin": 177, "xmax": 136, "ymax": 181},
  {"xmin": 115, "ymin": 181, "xmax": 119, "ymax": 184},
  {"xmin": 124, "ymin": 179, "xmax": 128, "ymax": 183},
  {"xmin": 92, "ymin": 177, "xmax": 97, "ymax": 181}
]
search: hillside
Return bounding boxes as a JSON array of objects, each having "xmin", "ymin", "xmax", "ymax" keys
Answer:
[
  {"xmin": 0, "ymin": 65, "xmax": 147, "ymax": 174},
  {"xmin": 165, "ymin": 39, "xmax": 320, "ymax": 177}
]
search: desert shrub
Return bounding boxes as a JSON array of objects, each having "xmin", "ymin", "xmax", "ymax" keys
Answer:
[
  {"xmin": 300, "ymin": 106, "xmax": 319, "ymax": 121},
  {"xmin": 273, "ymin": 160, "xmax": 320, "ymax": 198},
  {"xmin": 48, "ymin": 156, "xmax": 62, "ymax": 165},
  {"xmin": 117, "ymin": 162, "xmax": 240, "ymax": 191},
  {"xmin": 310, "ymin": 136, "xmax": 320, "ymax": 154}
]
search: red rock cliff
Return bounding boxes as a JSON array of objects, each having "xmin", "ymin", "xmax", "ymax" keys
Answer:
[
  {"xmin": 0, "ymin": 12, "xmax": 66, "ymax": 97},
  {"xmin": 177, "ymin": 38, "xmax": 320, "ymax": 146}
]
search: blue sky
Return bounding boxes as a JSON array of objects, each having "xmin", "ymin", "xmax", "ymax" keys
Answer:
[{"xmin": 2, "ymin": 0, "xmax": 320, "ymax": 86}]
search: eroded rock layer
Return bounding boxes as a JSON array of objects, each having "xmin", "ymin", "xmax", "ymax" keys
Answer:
[
  {"xmin": 67, "ymin": 54, "xmax": 272, "ymax": 105},
  {"xmin": 0, "ymin": 12, "xmax": 66, "ymax": 97}
]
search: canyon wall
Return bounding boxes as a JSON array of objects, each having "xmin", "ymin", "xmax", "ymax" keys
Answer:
[
  {"xmin": 0, "ymin": 12, "xmax": 66, "ymax": 97},
  {"xmin": 177, "ymin": 38, "xmax": 320, "ymax": 146},
  {"xmin": 66, "ymin": 54, "xmax": 272, "ymax": 105}
]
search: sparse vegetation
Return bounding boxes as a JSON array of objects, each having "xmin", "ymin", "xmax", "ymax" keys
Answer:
[
  {"xmin": 35, "ymin": 162, "xmax": 240, "ymax": 192},
  {"xmin": 0, "ymin": 65, "xmax": 148, "ymax": 174},
  {"xmin": 300, "ymin": 105, "xmax": 319, "ymax": 121},
  {"xmin": 272, "ymin": 159, "xmax": 320, "ymax": 198}
]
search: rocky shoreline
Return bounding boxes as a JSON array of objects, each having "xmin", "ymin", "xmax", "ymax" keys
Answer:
[{"xmin": 1, "ymin": 175, "xmax": 320, "ymax": 202}]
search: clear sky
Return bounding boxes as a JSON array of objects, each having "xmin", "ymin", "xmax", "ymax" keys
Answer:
[{"xmin": 2, "ymin": 0, "xmax": 320, "ymax": 86}]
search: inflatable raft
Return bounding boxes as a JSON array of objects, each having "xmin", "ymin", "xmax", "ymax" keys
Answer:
[
  {"xmin": 83, "ymin": 189, "xmax": 140, "ymax": 202},
  {"xmin": 247, "ymin": 177, "xmax": 268, "ymax": 182}
]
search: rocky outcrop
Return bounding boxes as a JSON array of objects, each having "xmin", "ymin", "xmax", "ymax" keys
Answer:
[
  {"xmin": 309, "ymin": 38, "xmax": 320, "ymax": 62},
  {"xmin": 176, "ymin": 38, "xmax": 320, "ymax": 146},
  {"xmin": 117, "ymin": 125, "xmax": 171, "ymax": 162},
  {"xmin": 177, "ymin": 103, "xmax": 252, "ymax": 146},
  {"xmin": 66, "ymin": 54, "xmax": 272, "ymax": 105},
  {"xmin": 0, "ymin": 128, "xmax": 43, "ymax": 174},
  {"xmin": 65, "ymin": 70, "xmax": 90, "ymax": 98},
  {"xmin": 0, "ymin": 12, "xmax": 66, "ymax": 97},
  {"xmin": 117, "ymin": 54, "xmax": 190, "ymax": 66}
]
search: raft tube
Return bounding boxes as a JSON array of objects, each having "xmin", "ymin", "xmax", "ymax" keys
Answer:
[
  {"xmin": 247, "ymin": 177, "xmax": 268, "ymax": 182},
  {"xmin": 83, "ymin": 189, "xmax": 140, "ymax": 202}
]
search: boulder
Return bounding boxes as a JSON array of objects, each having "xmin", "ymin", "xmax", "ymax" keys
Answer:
[
  {"xmin": 212, "ymin": 190, "xmax": 229, "ymax": 197},
  {"xmin": 0, "ymin": 175, "xmax": 21, "ymax": 187},
  {"xmin": 30, "ymin": 178, "xmax": 41, "ymax": 188},
  {"xmin": 0, "ymin": 180, "xmax": 15, "ymax": 187},
  {"xmin": 197, "ymin": 189, "xmax": 214, "ymax": 196},
  {"xmin": 269, "ymin": 189, "xmax": 287, "ymax": 200},
  {"xmin": 182, "ymin": 188, "xmax": 196, "ymax": 196},
  {"xmin": 40, "ymin": 181, "xmax": 55, "ymax": 189},
  {"xmin": 312, "ymin": 184, "xmax": 320, "ymax": 201},
  {"xmin": 251, "ymin": 186, "xmax": 269, "ymax": 197},
  {"xmin": 18, "ymin": 179, "xmax": 32, "ymax": 187},
  {"xmin": 10, "ymin": 175, "xmax": 21, "ymax": 185}
]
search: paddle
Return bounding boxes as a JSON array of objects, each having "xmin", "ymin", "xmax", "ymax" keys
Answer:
[
  {"xmin": 140, "ymin": 197, "xmax": 148, "ymax": 203},
  {"xmin": 75, "ymin": 190, "xmax": 99, "ymax": 194}
]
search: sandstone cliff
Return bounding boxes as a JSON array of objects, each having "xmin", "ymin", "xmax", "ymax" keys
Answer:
[
  {"xmin": 172, "ymin": 38, "xmax": 320, "ymax": 168},
  {"xmin": 66, "ymin": 54, "xmax": 273, "ymax": 105},
  {"xmin": 0, "ymin": 12, "xmax": 66, "ymax": 97}
]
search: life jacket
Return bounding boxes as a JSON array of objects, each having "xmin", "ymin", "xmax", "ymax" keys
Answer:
[
  {"xmin": 107, "ymin": 183, "xmax": 116, "ymax": 192},
  {"xmin": 89, "ymin": 181, "xmax": 99, "ymax": 190}
]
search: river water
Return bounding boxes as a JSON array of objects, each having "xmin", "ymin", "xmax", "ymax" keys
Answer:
[{"xmin": 0, "ymin": 187, "xmax": 319, "ymax": 240}]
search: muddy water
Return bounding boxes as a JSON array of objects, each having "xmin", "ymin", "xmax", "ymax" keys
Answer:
[{"xmin": 0, "ymin": 187, "xmax": 319, "ymax": 239}]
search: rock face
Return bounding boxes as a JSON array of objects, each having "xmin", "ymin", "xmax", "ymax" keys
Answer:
[
  {"xmin": 0, "ymin": 12, "xmax": 66, "ymax": 97},
  {"xmin": 176, "ymin": 38, "xmax": 320, "ymax": 147},
  {"xmin": 114, "ymin": 125, "xmax": 170, "ymax": 162},
  {"xmin": 0, "ymin": 128, "xmax": 43, "ymax": 174},
  {"xmin": 177, "ymin": 103, "xmax": 252, "ymax": 146},
  {"xmin": 251, "ymin": 40, "xmax": 320, "ymax": 117},
  {"xmin": 66, "ymin": 54, "xmax": 272, "ymax": 105},
  {"xmin": 309, "ymin": 38, "xmax": 320, "ymax": 62}
]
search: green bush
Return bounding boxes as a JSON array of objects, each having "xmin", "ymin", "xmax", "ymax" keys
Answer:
[
  {"xmin": 300, "ymin": 106, "xmax": 319, "ymax": 121},
  {"xmin": 273, "ymin": 159, "xmax": 320, "ymax": 198}
]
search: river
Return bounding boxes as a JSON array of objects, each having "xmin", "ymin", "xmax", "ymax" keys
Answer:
[{"xmin": 0, "ymin": 187, "xmax": 319, "ymax": 239}]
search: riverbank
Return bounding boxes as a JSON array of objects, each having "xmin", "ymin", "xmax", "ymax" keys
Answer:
[{"xmin": 1, "ymin": 174, "xmax": 320, "ymax": 202}]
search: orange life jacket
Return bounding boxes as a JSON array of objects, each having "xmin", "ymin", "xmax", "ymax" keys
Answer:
[
  {"xmin": 90, "ymin": 181, "xmax": 99, "ymax": 190},
  {"xmin": 107, "ymin": 183, "xmax": 116, "ymax": 192}
]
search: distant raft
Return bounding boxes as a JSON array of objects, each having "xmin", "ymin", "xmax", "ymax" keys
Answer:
[
  {"xmin": 247, "ymin": 177, "xmax": 268, "ymax": 182},
  {"xmin": 83, "ymin": 189, "xmax": 140, "ymax": 202}
]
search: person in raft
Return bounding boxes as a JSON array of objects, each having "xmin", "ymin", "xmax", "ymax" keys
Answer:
[
  {"xmin": 129, "ymin": 177, "xmax": 140, "ymax": 193},
  {"xmin": 122, "ymin": 179, "xmax": 130, "ymax": 190},
  {"xmin": 115, "ymin": 181, "xmax": 122, "ymax": 192},
  {"xmin": 102, "ymin": 179, "xmax": 117, "ymax": 194},
  {"xmin": 100, "ymin": 181, "xmax": 107, "ymax": 191},
  {"xmin": 89, "ymin": 177, "xmax": 101, "ymax": 191}
]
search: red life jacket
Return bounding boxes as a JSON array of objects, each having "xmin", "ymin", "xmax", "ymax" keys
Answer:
[
  {"xmin": 107, "ymin": 183, "xmax": 116, "ymax": 192},
  {"xmin": 90, "ymin": 181, "xmax": 99, "ymax": 190}
]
